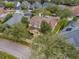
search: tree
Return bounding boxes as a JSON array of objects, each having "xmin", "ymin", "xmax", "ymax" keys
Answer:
[
  {"xmin": 4, "ymin": 23, "xmax": 33, "ymax": 39},
  {"xmin": 21, "ymin": 1, "xmax": 29, "ymax": 10},
  {"xmin": 21, "ymin": 17, "xmax": 29, "ymax": 28},
  {"xmin": 40, "ymin": 21, "xmax": 52, "ymax": 33},
  {"xmin": 32, "ymin": 8, "xmax": 52, "ymax": 16},
  {"xmin": 32, "ymin": 9, "xmax": 42, "ymax": 16},
  {"xmin": 73, "ymin": 16, "xmax": 79, "ymax": 21},
  {"xmin": 30, "ymin": 33, "xmax": 79, "ymax": 59},
  {"xmin": 46, "ymin": 5, "xmax": 61, "ymax": 14},
  {"xmin": 58, "ymin": 8, "xmax": 72, "ymax": 18},
  {"xmin": 42, "ymin": 9, "xmax": 52, "ymax": 16},
  {"xmin": 46, "ymin": 5, "xmax": 72, "ymax": 18}
]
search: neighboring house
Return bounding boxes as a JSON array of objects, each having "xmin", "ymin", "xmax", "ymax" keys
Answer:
[
  {"xmin": 72, "ymin": 5, "xmax": 79, "ymax": 17},
  {"xmin": 29, "ymin": 16, "xmax": 59, "ymax": 29},
  {"xmin": 61, "ymin": 21, "xmax": 79, "ymax": 47},
  {"xmin": 60, "ymin": 6, "xmax": 79, "ymax": 47},
  {"xmin": 4, "ymin": 13, "xmax": 23, "ymax": 26}
]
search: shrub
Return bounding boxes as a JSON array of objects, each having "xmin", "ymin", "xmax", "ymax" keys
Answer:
[
  {"xmin": 3, "ymin": 23, "xmax": 33, "ymax": 39},
  {"xmin": 73, "ymin": 16, "xmax": 79, "ymax": 21},
  {"xmin": 21, "ymin": 17, "xmax": 29, "ymax": 28},
  {"xmin": 21, "ymin": 1, "xmax": 28, "ymax": 10},
  {"xmin": 32, "ymin": 8, "xmax": 52, "ymax": 16},
  {"xmin": 46, "ymin": 5, "xmax": 60, "ymax": 14},
  {"xmin": 46, "ymin": 6, "xmax": 72, "ymax": 18},
  {"xmin": 58, "ymin": 8, "xmax": 72, "ymax": 18},
  {"xmin": 4, "ymin": 2, "xmax": 15, "ymax": 9}
]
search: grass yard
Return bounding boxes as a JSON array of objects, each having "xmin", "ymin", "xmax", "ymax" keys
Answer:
[{"xmin": 0, "ymin": 51, "xmax": 17, "ymax": 59}]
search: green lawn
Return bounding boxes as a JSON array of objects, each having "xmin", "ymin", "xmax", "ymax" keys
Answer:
[{"xmin": 0, "ymin": 51, "xmax": 17, "ymax": 59}]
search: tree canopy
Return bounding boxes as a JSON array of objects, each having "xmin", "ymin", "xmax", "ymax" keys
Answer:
[
  {"xmin": 3, "ymin": 23, "xmax": 33, "ymax": 39},
  {"xmin": 46, "ymin": 5, "xmax": 72, "ymax": 18},
  {"xmin": 40, "ymin": 21, "xmax": 52, "ymax": 33},
  {"xmin": 16, "ymin": 0, "xmax": 79, "ymax": 5},
  {"xmin": 31, "ymin": 33, "xmax": 79, "ymax": 59},
  {"xmin": 52, "ymin": 0, "xmax": 79, "ymax": 5}
]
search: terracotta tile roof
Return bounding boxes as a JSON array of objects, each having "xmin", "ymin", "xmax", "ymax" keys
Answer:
[
  {"xmin": 72, "ymin": 5, "xmax": 79, "ymax": 16},
  {"xmin": 30, "ymin": 16, "xmax": 59, "ymax": 28}
]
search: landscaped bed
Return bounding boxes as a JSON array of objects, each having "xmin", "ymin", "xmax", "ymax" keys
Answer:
[{"xmin": 0, "ymin": 51, "xmax": 17, "ymax": 59}]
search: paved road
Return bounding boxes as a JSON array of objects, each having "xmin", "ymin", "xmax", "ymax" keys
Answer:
[{"xmin": 0, "ymin": 39, "xmax": 31, "ymax": 59}]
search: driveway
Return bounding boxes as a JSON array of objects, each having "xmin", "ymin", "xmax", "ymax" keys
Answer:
[{"xmin": 0, "ymin": 39, "xmax": 31, "ymax": 59}]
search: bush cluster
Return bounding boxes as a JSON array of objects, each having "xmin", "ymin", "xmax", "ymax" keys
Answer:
[{"xmin": 4, "ymin": 2, "xmax": 15, "ymax": 9}]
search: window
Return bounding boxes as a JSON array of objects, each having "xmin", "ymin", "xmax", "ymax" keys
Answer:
[{"xmin": 66, "ymin": 28, "xmax": 72, "ymax": 31}]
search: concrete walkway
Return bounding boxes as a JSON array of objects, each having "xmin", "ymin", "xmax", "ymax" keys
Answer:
[{"xmin": 0, "ymin": 39, "xmax": 31, "ymax": 59}]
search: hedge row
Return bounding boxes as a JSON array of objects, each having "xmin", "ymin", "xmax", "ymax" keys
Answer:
[{"xmin": 0, "ymin": 33, "xmax": 31, "ymax": 47}]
